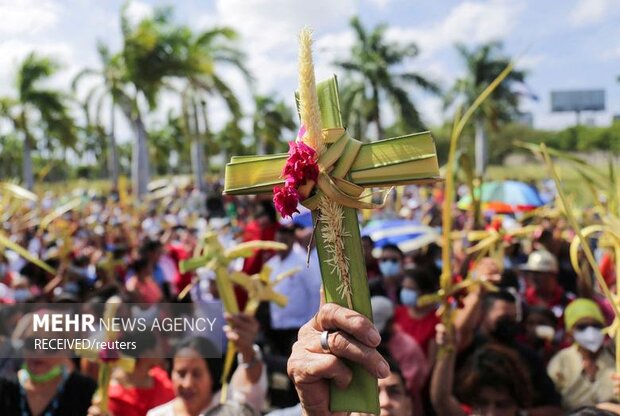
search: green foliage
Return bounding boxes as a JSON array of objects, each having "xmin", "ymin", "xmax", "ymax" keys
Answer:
[
  {"xmin": 444, "ymin": 42, "xmax": 526, "ymax": 129},
  {"xmin": 16, "ymin": 53, "xmax": 78, "ymax": 150},
  {"xmin": 431, "ymin": 121, "xmax": 619, "ymax": 166},
  {"xmin": 252, "ymin": 95, "xmax": 296, "ymax": 154},
  {"xmin": 539, "ymin": 124, "xmax": 620, "ymax": 153},
  {"xmin": 217, "ymin": 119, "xmax": 247, "ymax": 162},
  {"xmin": 0, "ymin": 134, "xmax": 23, "ymax": 178},
  {"xmin": 336, "ymin": 17, "xmax": 439, "ymax": 140},
  {"xmin": 0, "ymin": 52, "xmax": 78, "ymax": 188},
  {"xmin": 1, "ymin": 8, "xmax": 617, "ymax": 190},
  {"xmin": 149, "ymin": 114, "xmax": 191, "ymax": 176}
]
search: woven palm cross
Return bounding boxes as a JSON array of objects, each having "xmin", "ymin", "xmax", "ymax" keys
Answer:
[
  {"xmin": 179, "ymin": 233, "xmax": 293, "ymax": 403},
  {"xmin": 228, "ymin": 265, "xmax": 299, "ymax": 315},
  {"xmin": 223, "ymin": 31, "xmax": 440, "ymax": 414},
  {"xmin": 179, "ymin": 232, "xmax": 288, "ymax": 311}
]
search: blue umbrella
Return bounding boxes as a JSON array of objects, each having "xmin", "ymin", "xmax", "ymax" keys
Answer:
[{"xmin": 361, "ymin": 219, "xmax": 439, "ymax": 253}]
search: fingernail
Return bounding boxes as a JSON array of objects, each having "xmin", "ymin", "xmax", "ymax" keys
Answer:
[
  {"xmin": 367, "ymin": 330, "xmax": 381, "ymax": 346},
  {"xmin": 376, "ymin": 360, "xmax": 390, "ymax": 378}
]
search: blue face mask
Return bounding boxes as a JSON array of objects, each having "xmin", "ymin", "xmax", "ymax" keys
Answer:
[
  {"xmin": 400, "ymin": 288, "xmax": 419, "ymax": 307},
  {"xmin": 379, "ymin": 260, "xmax": 402, "ymax": 277},
  {"xmin": 13, "ymin": 288, "xmax": 31, "ymax": 302}
]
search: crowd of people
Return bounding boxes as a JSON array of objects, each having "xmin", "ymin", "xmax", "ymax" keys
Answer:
[{"xmin": 0, "ymin": 180, "xmax": 619, "ymax": 416}]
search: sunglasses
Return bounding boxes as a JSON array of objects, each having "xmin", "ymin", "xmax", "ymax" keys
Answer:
[{"xmin": 379, "ymin": 258, "xmax": 400, "ymax": 264}]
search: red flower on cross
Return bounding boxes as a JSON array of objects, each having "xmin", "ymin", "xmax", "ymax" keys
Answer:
[{"xmin": 272, "ymin": 127, "xmax": 319, "ymax": 218}]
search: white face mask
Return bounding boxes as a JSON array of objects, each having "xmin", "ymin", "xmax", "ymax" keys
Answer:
[
  {"xmin": 535, "ymin": 325, "xmax": 555, "ymax": 341},
  {"xmin": 573, "ymin": 326, "xmax": 605, "ymax": 353}
]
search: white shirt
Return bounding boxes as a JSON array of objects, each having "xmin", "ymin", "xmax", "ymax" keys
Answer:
[{"xmin": 267, "ymin": 248, "xmax": 321, "ymax": 330}]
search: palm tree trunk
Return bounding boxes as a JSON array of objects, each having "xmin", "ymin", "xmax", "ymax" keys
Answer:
[
  {"xmin": 474, "ymin": 118, "xmax": 488, "ymax": 177},
  {"xmin": 108, "ymin": 101, "xmax": 120, "ymax": 190},
  {"xmin": 200, "ymin": 99, "xmax": 211, "ymax": 187},
  {"xmin": 117, "ymin": 97, "xmax": 149, "ymax": 199},
  {"xmin": 132, "ymin": 114, "xmax": 150, "ymax": 198},
  {"xmin": 191, "ymin": 97, "xmax": 206, "ymax": 193},
  {"xmin": 372, "ymin": 84, "xmax": 383, "ymax": 139},
  {"xmin": 126, "ymin": 111, "xmax": 149, "ymax": 199},
  {"xmin": 20, "ymin": 112, "xmax": 35, "ymax": 190},
  {"xmin": 22, "ymin": 131, "xmax": 34, "ymax": 191}
]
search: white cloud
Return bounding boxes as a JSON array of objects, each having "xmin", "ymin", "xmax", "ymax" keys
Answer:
[
  {"xmin": 315, "ymin": 31, "xmax": 355, "ymax": 60},
  {"xmin": 216, "ymin": 0, "xmax": 357, "ymax": 51},
  {"xmin": 365, "ymin": 0, "xmax": 392, "ymax": 9},
  {"xmin": 386, "ymin": 1, "xmax": 524, "ymax": 57},
  {"xmin": 215, "ymin": 0, "xmax": 358, "ymax": 92},
  {"xmin": 0, "ymin": 0, "xmax": 60, "ymax": 35},
  {"xmin": 569, "ymin": 0, "xmax": 619, "ymax": 27},
  {"xmin": 123, "ymin": 0, "xmax": 153, "ymax": 27}
]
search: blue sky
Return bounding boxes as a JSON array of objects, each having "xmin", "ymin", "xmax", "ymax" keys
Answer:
[{"xmin": 1, "ymin": 0, "xmax": 619, "ymax": 142}]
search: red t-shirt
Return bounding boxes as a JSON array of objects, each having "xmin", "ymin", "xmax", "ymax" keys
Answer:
[
  {"xmin": 393, "ymin": 306, "xmax": 440, "ymax": 355},
  {"xmin": 242, "ymin": 221, "xmax": 277, "ymax": 274},
  {"xmin": 108, "ymin": 366, "xmax": 175, "ymax": 416},
  {"xmin": 166, "ymin": 243, "xmax": 191, "ymax": 294}
]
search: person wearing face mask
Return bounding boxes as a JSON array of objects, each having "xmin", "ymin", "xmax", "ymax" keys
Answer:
[
  {"xmin": 0, "ymin": 313, "xmax": 97, "ymax": 415},
  {"xmin": 521, "ymin": 306, "xmax": 561, "ymax": 364},
  {"xmin": 11, "ymin": 275, "xmax": 33, "ymax": 303},
  {"xmin": 547, "ymin": 298, "xmax": 616, "ymax": 411},
  {"xmin": 377, "ymin": 244, "xmax": 405, "ymax": 303},
  {"xmin": 393, "ymin": 267, "xmax": 440, "ymax": 356}
]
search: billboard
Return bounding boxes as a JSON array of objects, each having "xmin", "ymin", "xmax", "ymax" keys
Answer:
[{"xmin": 551, "ymin": 90, "xmax": 605, "ymax": 112}]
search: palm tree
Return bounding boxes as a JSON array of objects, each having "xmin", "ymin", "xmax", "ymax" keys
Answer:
[
  {"xmin": 0, "ymin": 53, "xmax": 77, "ymax": 189},
  {"xmin": 179, "ymin": 26, "xmax": 249, "ymax": 192},
  {"xmin": 118, "ymin": 6, "xmax": 179, "ymax": 197},
  {"xmin": 72, "ymin": 43, "xmax": 126, "ymax": 190},
  {"xmin": 444, "ymin": 41, "xmax": 526, "ymax": 176},
  {"xmin": 253, "ymin": 95, "xmax": 296, "ymax": 155},
  {"xmin": 335, "ymin": 16, "xmax": 440, "ymax": 141},
  {"xmin": 119, "ymin": 6, "xmax": 249, "ymax": 196}
]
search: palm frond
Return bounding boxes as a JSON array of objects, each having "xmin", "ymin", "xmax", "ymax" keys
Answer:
[
  {"xmin": 71, "ymin": 68, "xmax": 100, "ymax": 92},
  {"xmin": 398, "ymin": 72, "xmax": 441, "ymax": 94}
]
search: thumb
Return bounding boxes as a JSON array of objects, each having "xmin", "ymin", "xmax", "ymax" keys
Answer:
[{"xmin": 319, "ymin": 285, "xmax": 326, "ymax": 307}]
